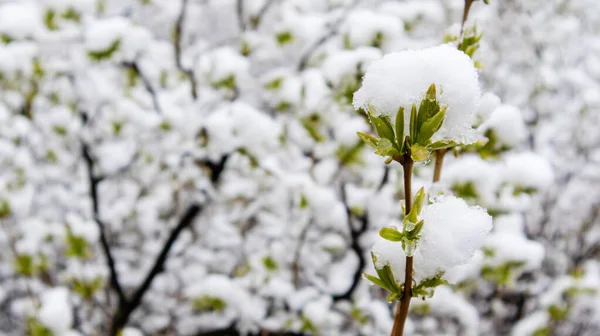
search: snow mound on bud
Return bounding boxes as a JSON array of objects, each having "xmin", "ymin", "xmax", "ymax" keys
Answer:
[
  {"xmin": 418, "ymin": 196, "xmax": 493, "ymax": 279},
  {"xmin": 353, "ymin": 44, "xmax": 481, "ymax": 144},
  {"xmin": 372, "ymin": 196, "xmax": 492, "ymax": 283}
]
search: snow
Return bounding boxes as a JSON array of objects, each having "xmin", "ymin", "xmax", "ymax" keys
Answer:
[
  {"xmin": 342, "ymin": 9, "xmax": 403, "ymax": 50},
  {"xmin": 0, "ymin": 2, "xmax": 43, "ymax": 39},
  {"xmin": 511, "ymin": 311, "xmax": 548, "ymax": 336},
  {"xmin": 198, "ymin": 46, "xmax": 250, "ymax": 85},
  {"xmin": 321, "ymin": 47, "xmax": 382, "ymax": 87},
  {"xmin": 426, "ymin": 286, "xmax": 480, "ymax": 336},
  {"xmin": 501, "ymin": 152, "xmax": 554, "ymax": 191},
  {"xmin": 184, "ymin": 274, "xmax": 266, "ymax": 327},
  {"xmin": 484, "ymin": 232, "xmax": 545, "ymax": 271},
  {"xmin": 417, "ymin": 196, "xmax": 493, "ymax": 281},
  {"xmin": 479, "ymin": 104, "xmax": 528, "ymax": 148},
  {"xmin": 85, "ymin": 17, "xmax": 130, "ymax": 52},
  {"xmin": 353, "ymin": 44, "xmax": 482, "ymax": 144},
  {"xmin": 372, "ymin": 196, "xmax": 492, "ymax": 284},
  {"xmin": 38, "ymin": 287, "xmax": 73, "ymax": 334},
  {"xmin": 65, "ymin": 213, "xmax": 100, "ymax": 242},
  {"xmin": 442, "ymin": 155, "xmax": 499, "ymax": 206},
  {"xmin": 476, "ymin": 92, "xmax": 502, "ymax": 121}
]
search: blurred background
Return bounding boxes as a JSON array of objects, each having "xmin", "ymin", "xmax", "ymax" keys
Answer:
[{"xmin": 0, "ymin": 0, "xmax": 598, "ymax": 335}]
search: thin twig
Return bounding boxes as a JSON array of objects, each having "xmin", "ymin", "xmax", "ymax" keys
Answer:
[
  {"xmin": 121, "ymin": 61, "xmax": 162, "ymax": 114},
  {"xmin": 80, "ymin": 125, "xmax": 127, "ymax": 305},
  {"xmin": 332, "ymin": 184, "xmax": 368, "ymax": 301},
  {"xmin": 174, "ymin": 0, "xmax": 198, "ymax": 99},
  {"xmin": 110, "ymin": 204, "xmax": 203, "ymax": 334}
]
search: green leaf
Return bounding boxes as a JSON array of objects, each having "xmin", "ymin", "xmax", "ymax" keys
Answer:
[
  {"xmin": 44, "ymin": 9, "xmax": 59, "ymax": 31},
  {"xmin": 363, "ymin": 273, "xmax": 392, "ymax": 292},
  {"xmin": 406, "ymin": 220, "xmax": 424, "ymax": 240},
  {"xmin": 410, "ymin": 144, "xmax": 429, "ymax": 162},
  {"xmin": 374, "ymin": 138, "xmax": 398, "ymax": 157},
  {"xmin": 387, "ymin": 292, "xmax": 402, "ymax": 302},
  {"xmin": 87, "ymin": 39, "xmax": 121, "ymax": 61},
  {"xmin": 409, "ymin": 104, "xmax": 418, "ymax": 140},
  {"xmin": 262, "ymin": 255, "xmax": 278, "ymax": 271},
  {"xmin": 429, "ymin": 139, "xmax": 458, "ymax": 150},
  {"xmin": 416, "ymin": 106, "xmax": 446, "ymax": 145},
  {"xmin": 192, "ymin": 295, "xmax": 227, "ymax": 312},
  {"xmin": 275, "ymin": 31, "xmax": 293, "ymax": 45},
  {"xmin": 416, "ymin": 84, "xmax": 440, "ymax": 131},
  {"xmin": 264, "ymin": 77, "xmax": 283, "ymax": 90},
  {"xmin": 376, "ymin": 264, "xmax": 400, "ymax": 293},
  {"xmin": 379, "ymin": 227, "xmax": 404, "ymax": 242},
  {"xmin": 14, "ymin": 254, "xmax": 34, "ymax": 276},
  {"xmin": 412, "ymin": 187, "xmax": 426, "ymax": 216},
  {"xmin": 371, "ymin": 114, "xmax": 396, "ymax": 144},
  {"xmin": 395, "ymin": 107, "xmax": 405, "ymax": 150},
  {"xmin": 0, "ymin": 199, "xmax": 10, "ymax": 218},
  {"xmin": 357, "ymin": 132, "xmax": 378, "ymax": 148}
]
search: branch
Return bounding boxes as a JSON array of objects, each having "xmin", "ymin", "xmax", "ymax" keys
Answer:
[
  {"xmin": 81, "ymin": 141, "xmax": 127, "ymax": 305},
  {"xmin": 110, "ymin": 204, "xmax": 203, "ymax": 334},
  {"xmin": 121, "ymin": 61, "xmax": 162, "ymax": 114},
  {"xmin": 291, "ymin": 219, "xmax": 314, "ymax": 288},
  {"xmin": 109, "ymin": 155, "xmax": 229, "ymax": 334},
  {"xmin": 174, "ymin": 0, "xmax": 198, "ymax": 99},
  {"xmin": 333, "ymin": 184, "xmax": 368, "ymax": 301}
]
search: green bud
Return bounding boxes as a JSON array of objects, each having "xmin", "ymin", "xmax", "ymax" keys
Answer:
[{"xmin": 395, "ymin": 106, "xmax": 405, "ymax": 150}]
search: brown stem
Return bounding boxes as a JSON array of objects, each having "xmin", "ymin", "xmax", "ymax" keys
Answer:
[
  {"xmin": 432, "ymin": 149, "xmax": 448, "ymax": 183},
  {"xmin": 458, "ymin": 0, "xmax": 475, "ymax": 49},
  {"xmin": 391, "ymin": 155, "xmax": 414, "ymax": 336}
]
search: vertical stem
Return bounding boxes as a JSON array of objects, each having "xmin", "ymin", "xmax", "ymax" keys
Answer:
[
  {"xmin": 458, "ymin": 0, "xmax": 475, "ymax": 48},
  {"xmin": 432, "ymin": 149, "xmax": 448, "ymax": 183},
  {"xmin": 391, "ymin": 155, "xmax": 414, "ymax": 336}
]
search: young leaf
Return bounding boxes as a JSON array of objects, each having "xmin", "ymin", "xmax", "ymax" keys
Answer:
[
  {"xmin": 429, "ymin": 139, "xmax": 457, "ymax": 150},
  {"xmin": 416, "ymin": 84, "xmax": 440, "ymax": 131},
  {"xmin": 410, "ymin": 144, "xmax": 429, "ymax": 162},
  {"xmin": 416, "ymin": 106, "xmax": 446, "ymax": 145},
  {"xmin": 412, "ymin": 187, "xmax": 426, "ymax": 216},
  {"xmin": 410, "ymin": 104, "xmax": 418, "ymax": 140},
  {"xmin": 395, "ymin": 107, "xmax": 405, "ymax": 149},
  {"xmin": 376, "ymin": 264, "xmax": 399, "ymax": 293},
  {"xmin": 371, "ymin": 115, "xmax": 396, "ymax": 144},
  {"xmin": 357, "ymin": 132, "xmax": 378, "ymax": 148},
  {"xmin": 364, "ymin": 273, "xmax": 394, "ymax": 292},
  {"xmin": 379, "ymin": 227, "xmax": 404, "ymax": 242},
  {"xmin": 374, "ymin": 138, "xmax": 399, "ymax": 157},
  {"xmin": 406, "ymin": 220, "xmax": 424, "ymax": 240}
]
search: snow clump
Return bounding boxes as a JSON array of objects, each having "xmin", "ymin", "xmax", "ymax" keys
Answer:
[
  {"xmin": 353, "ymin": 44, "xmax": 481, "ymax": 144},
  {"xmin": 372, "ymin": 196, "xmax": 492, "ymax": 283}
]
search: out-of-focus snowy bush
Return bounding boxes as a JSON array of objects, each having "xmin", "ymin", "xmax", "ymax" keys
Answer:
[{"xmin": 0, "ymin": 0, "xmax": 597, "ymax": 335}]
